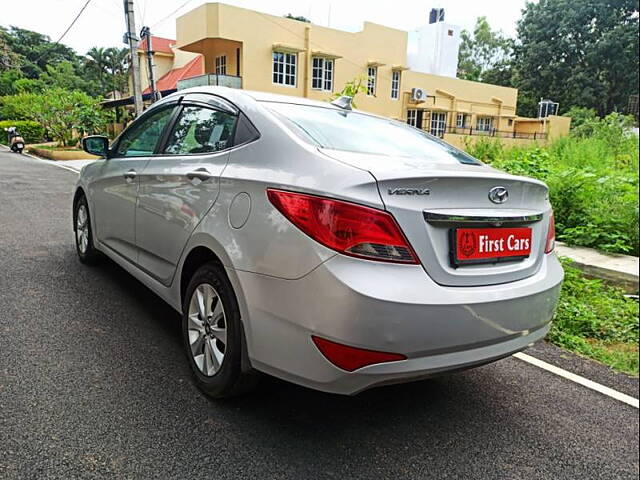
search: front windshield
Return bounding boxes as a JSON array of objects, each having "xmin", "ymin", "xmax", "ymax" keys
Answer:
[{"xmin": 265, "ymin": 102, "xmax": 480, "ymax": 165}]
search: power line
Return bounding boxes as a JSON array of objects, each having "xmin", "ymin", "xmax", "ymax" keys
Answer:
[
  {"xmin": 32, "ymin": 0, "xmax": 94, "ymax": 64},
  {"xmin": 150, "ymin": 0, "xmax": 197, "ymax": 29}
]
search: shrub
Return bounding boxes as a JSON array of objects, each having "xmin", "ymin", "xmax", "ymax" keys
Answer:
[
  {"xmin": 463, "ymin": 122, "xmax": 639, "ymax": 255},
  {"xmin": 0, "ymin": 119, "xmax": 44, "ymax": 144},
  {"xmin": 0, "ymin": 89, "xmax": 112, "ymax": 146}
]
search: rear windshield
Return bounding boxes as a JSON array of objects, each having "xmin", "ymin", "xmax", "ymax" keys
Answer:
[{"xmin": 265, "ymin": 102, "xmax": 480, "ymax": 165}]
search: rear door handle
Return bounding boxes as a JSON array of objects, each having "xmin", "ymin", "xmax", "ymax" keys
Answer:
[
  {"xmin": 123, "ymin": 169, "xmax": 137, "ymax": 180},
  {"xmin": 186, "ymin": 168, "xmax": 213, "ymax": 181}
]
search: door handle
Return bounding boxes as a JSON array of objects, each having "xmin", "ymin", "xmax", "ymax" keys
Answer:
[
  {"xmin": 186, "ymin": 168, "xmax": 213, "ymax": 181},
  {"xmin": 123, "ymin": 169, "xmax": 137, "ymax": 180}
]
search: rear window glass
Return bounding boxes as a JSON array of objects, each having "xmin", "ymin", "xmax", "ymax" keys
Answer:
[{"xmin": 264, "ymin": 102, "xmax": 480, "ymax": 165}]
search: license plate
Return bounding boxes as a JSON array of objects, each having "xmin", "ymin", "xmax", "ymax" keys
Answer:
[{"xmin": 451, "ymin": 227, "xmax": 532, "ymax": 266}]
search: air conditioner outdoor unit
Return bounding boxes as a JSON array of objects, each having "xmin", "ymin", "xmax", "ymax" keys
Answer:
[{"xmin": 411, "ymin": 88, "xmax": 427, "ymax": 102}]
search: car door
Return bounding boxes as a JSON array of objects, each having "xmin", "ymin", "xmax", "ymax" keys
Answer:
[
  {"xmin": 135, "ymin": 95, "xmax": 238, "ymax": 285},
  {"xmin": 90, "ymin": 104, "xmax": 176, "ymax": 263}
]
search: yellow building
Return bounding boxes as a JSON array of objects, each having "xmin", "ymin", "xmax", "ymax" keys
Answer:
[{"xmin": 127, "ymin": 3, "xmax": 570, "ymax": 143}]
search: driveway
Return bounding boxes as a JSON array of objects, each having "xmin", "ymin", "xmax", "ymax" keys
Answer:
[{"xmin": 1, "ymin": 149, "xmax": 638, "ymax": 479}]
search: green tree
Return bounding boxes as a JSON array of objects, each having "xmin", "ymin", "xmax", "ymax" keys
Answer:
[
  {"xmin": 457, "ymin": 17, "xmax": 514, "ymax": 85},
  {"xmin": 41, "ymin": 61, "xmax": 96, "ymax": 93},
  {"xmin": 85, "ymin": 47, "xmax": 108, "ymax": 93},
  {"xmin": 104, "ymin": 47, "xmax": 129, "ymax": 97},
  {"xmin": 514, "ymin": 0, "xmax": 639, "ymax": 117},
  {"xmin": 0, "ymin": 69, "xmax": 22, "ymax": 96},
  {"xmin": 0, "ymin": 26, "xmax": 81, "ymax": 79}
]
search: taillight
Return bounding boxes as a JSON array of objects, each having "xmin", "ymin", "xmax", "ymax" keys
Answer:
[
  {"xmin": 267, "ymin": 189, "xmax": 418, "ymax": 264},
  {"xmin": 545, "ymin": 211, "xmax": 555, "ymax": 253},
  {"xmin": 311, "ymin": 336, "xmax": 407, "ymax": 371}
]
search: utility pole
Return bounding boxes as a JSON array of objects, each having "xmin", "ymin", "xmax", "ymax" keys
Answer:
[
  {"xmin": 140, "ymin": 26, "xmax": 161, "ymax": 103},
  {"xmin": 123, "ymin": 0, "xmax": 143, "ymax": 116}
]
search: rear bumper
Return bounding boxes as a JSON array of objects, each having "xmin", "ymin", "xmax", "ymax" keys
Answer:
[{"xmin": 236, "ymin": 253, "xmax": 564, "ymax": 395}]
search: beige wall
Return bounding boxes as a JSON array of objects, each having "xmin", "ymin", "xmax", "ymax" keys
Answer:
[
  {"xmin": 137, "ymin": 53, "xmax": 174, "ymax": 92},
  {"xmin": 547, "ymin": 115, "xmax": 571, "ymax": 140}
]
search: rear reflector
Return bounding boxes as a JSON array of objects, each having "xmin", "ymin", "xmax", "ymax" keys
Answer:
[
  {"xmin": 545, "ymin": 211, "xmax": 555, "ymax": 254},
  {"xmin": 267, "ymin": 189, "xmax": 418, "ymax": 264},
  {"xmin": 311, "ymin": 336, "xmax": 407, "ymax": 372}
]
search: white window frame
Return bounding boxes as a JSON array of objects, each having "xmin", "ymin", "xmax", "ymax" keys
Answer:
[
  {"xmin": 407, "ymin": 109, "xmax": 418, "ymax": 127},
  {"xmin": 476, "ymin": 116, "xmax": 494, "ymax": 132},
  {"xmin": 215, "ymin": 55, "xmax": 226, "ymax": 75},
  {"xmin": 456, "ymin": 113, "xmax": 466, "ymax": 128},
  {"xmin": 430, "ymin": 112, "xmax": 447, "ymax": 137},
  {"xmin": 311, "ymin": 57, "xmax": 333, "ymax": 92},
  {"xmin": 391, "ymin": 70, "xmax": 400, "ymax": 99},
  {"xmin": 272, "ymin": 51, "xmax": 297, "ymax": 87},
  {"xmin": 367, "ymin": 66, "xmax": 377, "ymax": 96}
]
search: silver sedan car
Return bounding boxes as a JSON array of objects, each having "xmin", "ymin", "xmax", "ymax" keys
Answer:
[{"xmin": 75, "ymin": 87, "xmax": 563, "ymax": 397}]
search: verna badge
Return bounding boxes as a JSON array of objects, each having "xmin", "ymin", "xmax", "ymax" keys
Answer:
[
  {"xmin": 488, "ymin": 186, "xmax": 509, "ymax": 204},
  {"xmin": 388, "ymin": 188, "xmax": 430, "ymax": 196}
]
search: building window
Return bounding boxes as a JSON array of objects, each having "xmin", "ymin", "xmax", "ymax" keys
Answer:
[
  {"xmin": 508, "ymin": 118, "xmax": 513, "ymax": 126},
  {"xmin": 407, "ymin": 109, "xmax": 418, "ymax": 127},
  {"xmin": 273, "ymin": 51, "xmax": 297, "ymax": 87},
  {"xmin": 391, "ymin": 70, "xmax": 400, "ymax": 99},
  {"xmin": 456, "ymin": 113, "xmax": 467, "ymax": 128},
  {"xmin": 430, "ymin": 112, "xmax": 447, "ymax": 137},
  {"xmin": 367, "ymin": 66, "xmax": 377, "ymax": 96},
  {"xmin": 476, "ymin": 116, "xmax": 494, "ymax": 132},
  {"xmin": 312, "ymin": 57, "xmax": 333, "ymax": 92},
  {"xmin": 215, "ymin": 55, "xmax": 226, "ymax": 75}
]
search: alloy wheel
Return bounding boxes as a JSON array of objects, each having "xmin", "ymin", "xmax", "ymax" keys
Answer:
[
  {"xmin": 76, "ymin": 204, "xmax": 89, "ymax": 254},
  {"xmin": 187, "ymin": 283, "xmax": 227, "ymax": 376}
]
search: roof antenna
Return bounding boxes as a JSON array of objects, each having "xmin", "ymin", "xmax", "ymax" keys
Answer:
[{"xmin": 331, "ymin": 95, "xmax": 353, "ymax": 110}]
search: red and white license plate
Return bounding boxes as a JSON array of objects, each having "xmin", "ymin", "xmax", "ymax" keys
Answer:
[{"xmin": 452, "ymin": 227, "xmax": 532, "ymax": 265}]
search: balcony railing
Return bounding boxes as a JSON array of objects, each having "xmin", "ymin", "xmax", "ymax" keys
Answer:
[
  {"xmin": 438, "ymin": 126, "xmax": 547, "ymax": 140},
  {"xmin": 177, "ymin": 74, "xmax": 242, "ymax": 90}
]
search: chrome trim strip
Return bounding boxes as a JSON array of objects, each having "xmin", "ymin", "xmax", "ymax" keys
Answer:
[{"xmin": 424, "ymin": 211, "xmax": 544, "ymax": 224}]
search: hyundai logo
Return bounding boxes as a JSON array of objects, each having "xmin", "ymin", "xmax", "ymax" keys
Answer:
[{"xmin": 488, "ymin": 186, "xmax": 509, "ymax": 204}]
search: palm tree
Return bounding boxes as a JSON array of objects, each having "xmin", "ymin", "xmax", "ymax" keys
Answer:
[
  {"xmin": 104, "ymin": 47, "xmax": 129, "ymax": 98},
  {"xmin": 85, "ymin": 47, "xmax": 108, "ymax": 93}
]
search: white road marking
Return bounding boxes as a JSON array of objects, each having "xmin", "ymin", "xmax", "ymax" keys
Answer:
[{"xmin": 514, "ymin": 352, "xmax": 639, "ymax": 409}]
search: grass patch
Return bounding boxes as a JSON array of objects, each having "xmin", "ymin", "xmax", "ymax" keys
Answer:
[{"xmin": 550, "ymin": 258, "xmax": 639, "ymax": 375}]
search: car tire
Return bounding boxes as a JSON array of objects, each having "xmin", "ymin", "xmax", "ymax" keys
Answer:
[
  {"xmin": 74, "ymin": 195, "xmax": 101, "ymax": 265},
  {"xmin": 182, "ymin": 262, "xmax": 259, "ymax": 398}
]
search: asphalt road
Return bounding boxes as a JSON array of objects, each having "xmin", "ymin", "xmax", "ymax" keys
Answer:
[{"xmin": 1, "ymin": 149, "xmax": 638, "ymax": 480}]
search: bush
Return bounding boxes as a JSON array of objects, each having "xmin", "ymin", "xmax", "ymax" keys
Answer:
[
  {"xmin": 0, "ymin": 120, "xmax": 44, "ymax": 144},
  {"xmin": 0, "ymin": 89, "xmax": 112, "ymax": 146},
  {"xmin": 465, "ymin": 124, "xmax": 639, "ymax": 255}
]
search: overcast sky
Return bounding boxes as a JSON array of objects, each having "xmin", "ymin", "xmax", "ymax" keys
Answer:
[{"xmin": 1, "ymin": 0, "xmax": 532, "ymax": 56}]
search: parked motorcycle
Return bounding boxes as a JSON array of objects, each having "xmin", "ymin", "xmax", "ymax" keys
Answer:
[{"xmin": 5, "ymin": 127, "xmax": 25, "ymax": 153}]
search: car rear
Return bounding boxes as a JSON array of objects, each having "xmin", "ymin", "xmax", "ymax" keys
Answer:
[{"xmin": 236, "ymin": 99, "xmax": 563, "ymax": 394}]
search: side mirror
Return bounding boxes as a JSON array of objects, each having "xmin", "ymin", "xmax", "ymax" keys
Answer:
[{"xmin": 82, "ymin": 135, "xmax": 109, "ymax": 158}]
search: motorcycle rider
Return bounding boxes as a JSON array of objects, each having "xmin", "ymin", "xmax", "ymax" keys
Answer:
[{"xmin": 4, "ymin": 127, "xmax": 25, "ymax": 153}]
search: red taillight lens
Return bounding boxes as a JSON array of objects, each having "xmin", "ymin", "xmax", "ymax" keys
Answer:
[
  {"xmin": 545, "ymin": 211, "xmax": 555, "ymax": 253},
  {"xmin": 311, "ymin": 336, "xmax": 407, "ymax": 372},
  {"xmin": 266, "ymin": 189, "xmax": 418, "ymax": 264}
]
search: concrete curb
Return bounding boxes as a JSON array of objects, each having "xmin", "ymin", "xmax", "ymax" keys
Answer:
[{"xmin": 556, "ymin": 242, "xmax": 639, "ymax": 293}]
